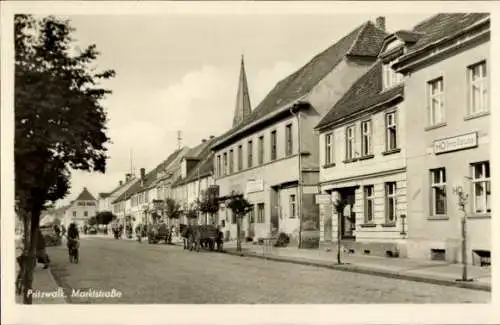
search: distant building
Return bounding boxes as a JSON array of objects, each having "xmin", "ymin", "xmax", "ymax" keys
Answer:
[
  {"xmin": 63, "ymin": 187, "xmax": 97, "ymax": 228},
  {"xmin": 212, "ymin": 19, "xmax": 388, "ymax": 244}
]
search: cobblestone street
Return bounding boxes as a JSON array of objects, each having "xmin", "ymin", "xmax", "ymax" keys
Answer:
[{"xmin": 47, "ymin": 237, "xmax": 489, "ymax": 304}]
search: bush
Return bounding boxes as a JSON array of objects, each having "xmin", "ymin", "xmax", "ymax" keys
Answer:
[{"xmin": 274, "ymin": 232, "xmax": 290, "ymax": 247}]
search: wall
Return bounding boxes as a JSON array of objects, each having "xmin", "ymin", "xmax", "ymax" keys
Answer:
[{"xmin": 405, "ymin": 39, "xmax": 490, "ymax": 262}]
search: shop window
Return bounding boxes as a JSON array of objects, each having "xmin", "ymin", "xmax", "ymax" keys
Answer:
[
  {"xmin": 385, "ymin": 182, "xmax": 397, "ymax": 223},
  {"xmin": 427, "ymin": 77, "xmax": 445, "ymax": 126},
  {"xmin": 471, "ymin": 161, "xmax": 491, "ymax": 214},
  {"xmin": 430, "ymin": 168, "xmax": 447, "ymax": 216},
  {"xmin": 468, "ymin": 61, "xmax": 488, "ymax": 115},
  {"xmin": 363, "ymin": 185, "xmax": 374, "ymax": 223}
]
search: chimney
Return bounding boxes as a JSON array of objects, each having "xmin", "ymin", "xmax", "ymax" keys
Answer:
[
  {"xmin": 202, "ymin": 139, "xmax": 207, "ymax": 143},
  {"xmin": 125, "ymin": 173, "xmax": 131, "ymax": 182},
  {"xmin": 375, "ymin": 16, "xmax": 386, "ymax": 31},
  {"xmin": 140, "ymin": 168, "xmax": 146, "ymax": 180},
  {"xmin": 119, "ymin": 180, "xmax": 123, "ymax": 186},
  {"xmin": 209, "ymin": 135, "xmax": 215, "ymax": 139}
]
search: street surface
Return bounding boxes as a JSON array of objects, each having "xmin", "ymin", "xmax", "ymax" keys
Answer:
[{"xmin": 48, "ymin": 237, "xmax": 489, "ymax": 304}]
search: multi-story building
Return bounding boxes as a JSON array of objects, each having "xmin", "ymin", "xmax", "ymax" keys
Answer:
[
  {"xmin": 110, "ymin": 173, "xmax": 139, "ymax": 224},
  {"xmin": 62, "ymin": 187, "xmax": 97, "ymax": 228},
  {"xmin": 171, "ymin": 137, "xmax": 218, "ymax": 225},
  {"xmin": 392, "ymin": 13, "xmax": 490, "ymax": 264},
  {"xmin": 315, "ymin": 31, "xmax": 409, "ymax": 256},
  {"xmin": 211, "ymin": 19, "xmax": 388, "ymax": 244}
]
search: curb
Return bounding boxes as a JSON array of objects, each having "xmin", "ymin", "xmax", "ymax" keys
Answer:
[
  {"xmin": 47, "ymin": 267, "xmax": 69, "ymax": 304},
  {"xmin": 225, "ymin": 250, "xmax": 491, "ymax": 292}
]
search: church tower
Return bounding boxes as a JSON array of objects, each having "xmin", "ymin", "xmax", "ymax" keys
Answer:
[{"xmin": 232, "ymin": 55, "xmax": 252, "ymax": 128}]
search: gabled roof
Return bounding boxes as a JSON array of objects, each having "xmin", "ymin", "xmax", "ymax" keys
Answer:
[
  {"xmin": 173, "ymin": 137, "xmax": 219, "ymax": 187},
  {"xmin": 394, "ymin": 13, "xmax": 489, "ymax": 68},
  {"xmin": 316, "ymin": 61, "xmax": 404, "ymax": 130},
  {"xmin": 75, "ymin": 187, "xmax": 96, "ymax": 201},
  {"xmin": 212, "ymin": 20, "xmax": 387, "ymax": 150},
  {"xmin": 113, "ymin": 148, "xmax": 186, "ymax": 203}
]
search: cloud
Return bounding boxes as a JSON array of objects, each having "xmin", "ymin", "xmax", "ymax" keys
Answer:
[{"xmin": 58, "ymin": 61, "xmax": 299, "ymax": 206}]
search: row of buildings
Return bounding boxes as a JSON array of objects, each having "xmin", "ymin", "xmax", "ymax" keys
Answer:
[{"xmin": 61, "ymin": 13, "xmax": 491, "ymax": 265}]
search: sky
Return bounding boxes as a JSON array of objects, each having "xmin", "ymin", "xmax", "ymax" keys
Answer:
[{"xmin": 57, "ymin": 12, "xmax": 431, "ymax": 207}]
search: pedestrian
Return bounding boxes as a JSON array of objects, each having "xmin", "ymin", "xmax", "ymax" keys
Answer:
[{"xmin": 53, "ymin": 224, "xmax": 61, "ymax": 239}]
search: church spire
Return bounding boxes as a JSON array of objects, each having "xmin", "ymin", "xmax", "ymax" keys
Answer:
[{"xmin": 232, "ymin": 55, "xmax": 252, "ymax": 128}]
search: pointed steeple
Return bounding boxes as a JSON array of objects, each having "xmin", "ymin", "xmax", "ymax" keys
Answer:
[{"xmin": 232, "ymin": 55, "xmax": 252, "ymax": 127}]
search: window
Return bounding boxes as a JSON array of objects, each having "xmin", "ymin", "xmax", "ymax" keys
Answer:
[
  {"xmin": 325, "ymin": 133, "xmax": 334, "ymax": 165},
  {"xmin": 383, "ymin": 60, "xmax": 403, "ymax": 89},
  {"xmin": 385, "ymin": 111, "xmax": 398, "ymax": 151},
  {"xmin": 285, "ymin": 124, "xmax": 293, "ymax": 156},
  {"xmin": 84, "ymin": 211, "xmax": 88, "ymax": 217},
  {"xmin": 249, "ymin": 206, "xmax": 255, "ymax": 223},
  {"xmin": 258, "ymin": 135, "xmax": 264, "ymax": 164},
  {"xmin": 289, "ymin": 194, "xmax": 296, "ymax": 218},
  {"xmin": 229, "ymin": 150, "xmax": 234, "ymax": 174},
  {"xmin": 427, "ymin": 77, "xmax": 445, "ymax": 126},
  {"xmin": 361, "ymin": 120, "xmax": 372, "ymax": 156},
  {"xmin": 363, "ymin": 185, "xmax": 374, "ymax": 223},
  {"xmin": 430, "ymin": 168, "xmax": 447, "ymax": 216},
  {"xmin": 72, "ymin": 211, "xmax": 76, "ymax": 217},
  {"xmin": 238, "ymin": 145, "xmax": 243, "ymax": 171},
  {"xmin": 471, "ymin": 161, "xmax": 490, "ymax": 214},
  {"xmin": 385, "ymin": 182, "xmax": 397, "ymax": 223},
  {"xmin": 270, "ymin": 130, "xmax": 277, "ymax": 161},
  {"xmin": 257, "ymin": 203, "xmax": 265, "ymax": 223},
  {"xmin": 223, "ymin": 152, "xmax": 228, "ymax": 175},
  {"xmin": 217, "ymin": 155, "xmax": 221, "ymax": 176},
  {"xmin": 247, "ymin": 140, "xmax": 253, "ymax": 168},
  {"xmin": 345, "ymin": 126, "xmax": 355, "ymax": 160},
  {"xmin": 468, "ymin": 61, "xmax": 488, "ymax": 115}
]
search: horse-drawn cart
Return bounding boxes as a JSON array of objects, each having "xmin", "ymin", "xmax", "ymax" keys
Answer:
[{"xmin": 180, "ymin": 224, "xmax": 223, "ymax": 252}]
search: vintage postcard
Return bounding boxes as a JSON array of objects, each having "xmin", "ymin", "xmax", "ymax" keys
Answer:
[{"xmin": 1, "ymin": 1, "xmax": 498, "ymax": 325}]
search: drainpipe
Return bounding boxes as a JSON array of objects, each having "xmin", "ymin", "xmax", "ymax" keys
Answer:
[{"xmin": 290, "ymin": 105, "xmax": 303, "ymax": 249}]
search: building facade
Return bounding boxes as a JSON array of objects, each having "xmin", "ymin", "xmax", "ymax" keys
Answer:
[
  {"xmin": 212, "ymin": 20, "xmax": 388, "ymax": 243},
  {"xmin": 393, "ymin": 13, "xmax": 490, "ymax": 264},
  {"xmin": 63, "ymin": 187, "xmax": 97, "ymax": 228}
]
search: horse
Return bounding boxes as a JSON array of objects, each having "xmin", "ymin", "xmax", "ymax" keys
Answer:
[{"xmin": 188, "ymin": 226, "xmax": 201, "ymax": 252}]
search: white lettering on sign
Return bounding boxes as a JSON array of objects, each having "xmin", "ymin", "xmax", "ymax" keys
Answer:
[
  {"xmin": 433, "ymin": 132, "xmax": 478, "ymax": 155},
  {"xmin": 246, "ymin": 179, "xmax": 264, "ymax": 194},
  {"xmin": 315, "ymin": 194, "xmax": 330, "ymax": 204}
]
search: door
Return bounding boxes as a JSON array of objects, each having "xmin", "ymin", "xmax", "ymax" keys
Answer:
[
  {"xmin": 270, "ymin": 187, "xmax": 279, "ymax": 234},
  {"xmin": 340, "ymin": 188, "xmax": 356, "ymax": 239},
  {"xmin": 247, "ymin": 207, "xmax": 255, "ymax": 237}
]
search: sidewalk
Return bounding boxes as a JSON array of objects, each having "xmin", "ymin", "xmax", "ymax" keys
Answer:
[
  {"xmin": 223, "ymin": 241, "xmax": 491, "ymax": 291},
  {"xmin": 15, "ymin": 248, "xmax": 67, "ymax": 304}
]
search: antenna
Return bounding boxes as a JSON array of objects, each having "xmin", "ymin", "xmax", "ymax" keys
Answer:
[{"xmin": 177, "ymin": 131, "xmax": 182, "ymax": 149}]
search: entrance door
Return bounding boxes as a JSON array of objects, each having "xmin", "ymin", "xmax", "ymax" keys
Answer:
[
  {"xmin": 339, "ymin": 187, "xmax": 356, "ymax": 239},
  {"xmin": 247, "ymin": 207, "xmax": 255, "ymax": 237},
  {"xmin": 270, "ymin": 187, "xmax": 279, "ymax": 234}
]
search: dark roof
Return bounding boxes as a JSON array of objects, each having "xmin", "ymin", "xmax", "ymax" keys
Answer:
[
  {"xmin": 112, "ymin": 148, "xmax": 185, "ymax": 203},
  {"xmin": 75, "ymin": 187, "xmax": 96, "ymax": 201},
  {"xmin": 397, "ymin": 13, "xmax": 489, "ymax": 62},
  {"xmin": 172, "ymin": 137, "xmax": 219, "ymax": 187},
  {"xmin": 98, "ymin": 192, "xmax": 111, "ymax": 199},
  {"xmin": 212, "ymin": 20, "xmax": 387, "ymax": 150},
  {"xmin": 316, "ymin": 61, "xmax": 404, "ymax": 129}
]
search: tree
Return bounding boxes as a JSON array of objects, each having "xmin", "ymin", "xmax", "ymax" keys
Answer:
[
  {"xmin": 164, "ymin": 198, "xmax": 182, "ymax": 243},
  {"xmin": 15, "ymin": 15, "xmax": 115, "ymax": 304},
  {"xmin": 226, "ymin": 191, "xmax": 252, "ymax": 252},
  {"xmin": 185, "ymin": 202, "xmax": 199, "ymax": 225},
  {"xmin": 87, "ymin": 216, "xmax": 98, "ymax": 226},
  {"xmin": 198, "ymin": 187, "xmax": 219, "ymax": 225},
  {"xmin": 95, "ymin": 211, "xmax": 116, "ymax": 225}
]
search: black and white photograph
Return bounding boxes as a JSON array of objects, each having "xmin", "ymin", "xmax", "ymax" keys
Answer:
[{"xmin": 1, "ymin": 1, "xmax": 498, "ymax": 324}]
